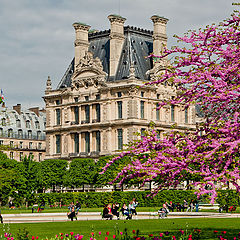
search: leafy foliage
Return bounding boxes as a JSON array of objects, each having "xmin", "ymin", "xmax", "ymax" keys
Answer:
[{"xmin": 102, "ymin": 11, "xmax": 240, "ymax": 203}]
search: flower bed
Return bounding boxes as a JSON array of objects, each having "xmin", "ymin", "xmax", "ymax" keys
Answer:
[{"xmin": 2, "ymin": 228, "xmax": 240, "ymax": 240}]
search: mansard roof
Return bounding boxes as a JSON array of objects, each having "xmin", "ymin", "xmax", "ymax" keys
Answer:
[{"xmin": 57, "ymin": 26, "xmax": 153, "ymax": 89}]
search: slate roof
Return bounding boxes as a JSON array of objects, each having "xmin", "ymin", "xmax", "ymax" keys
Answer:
[{"xmin": 57, "ymin": 26, "xmax": 153, "ymax": 89}]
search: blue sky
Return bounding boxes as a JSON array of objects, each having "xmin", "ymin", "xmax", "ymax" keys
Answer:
[{"xmin": 0, "ymin": 0, "xmax": 235, "ymax": 108}]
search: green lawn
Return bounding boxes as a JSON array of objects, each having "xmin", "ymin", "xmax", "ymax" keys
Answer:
[{"xmin": 0, "ymin": 218, "xmax": 240, "ymax": 240}]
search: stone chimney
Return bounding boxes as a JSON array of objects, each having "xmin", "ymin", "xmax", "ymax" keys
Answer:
[
  {"xmin": 72, "ymin": 22, "xmax": 91, "ymax": 69},
  {"xmin": 13, "ymin": 104, "xmax": 21, "ymax": 115},
  {"xmin": 108, "ymin": 14, "xmax": 126, "ymax": 77},
  {"xmin": 150, "ymin": 15, "xmax": 168, "ymax": 60},
  {"xmin": 45, "ymin": 76, "xmax": 52, "ymax": 94},
  {"xmin": 29, "ymin": 107, "xmax": 39, "ymax": 117}
]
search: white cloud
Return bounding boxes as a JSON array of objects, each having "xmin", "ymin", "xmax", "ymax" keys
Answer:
[{"xmin": 0, "ymin": 0, "xmax": 235, "ymax": 108}]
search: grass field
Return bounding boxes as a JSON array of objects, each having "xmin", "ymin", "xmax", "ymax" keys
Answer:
[{"xmin": 0, "ymin": 218, "xmax": 240, "ymax": 240}]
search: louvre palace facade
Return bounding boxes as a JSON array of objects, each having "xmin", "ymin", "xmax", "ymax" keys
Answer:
[
  {"xmin": 44, "ymin": 14, "xmax": 197, "ymax": 160},
  {"xmin": 0, "ymin": 104, "xmax": 46, "ymax": 161}
]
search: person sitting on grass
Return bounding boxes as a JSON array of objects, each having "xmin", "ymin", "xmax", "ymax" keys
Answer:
[
  {"xmin": 67, "ymin": 206, "xmax": 77, "ymax": 221},
  {"xmin": 103, "ymin": 204, "xmax": 113, "ymax": 220},
  {"xmin": 158, "ymin": 203, "xmax": 169, "ymax": 219}
]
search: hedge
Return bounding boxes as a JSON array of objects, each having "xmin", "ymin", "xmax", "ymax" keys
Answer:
[{"xmin": 35, "ymin": 190, "xmax": 200, "ymax": 208}]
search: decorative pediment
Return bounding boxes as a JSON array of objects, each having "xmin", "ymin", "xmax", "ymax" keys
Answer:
[
  {"xmin": 146, "ymin": 59, "xmax": 169, "ymax": 81},
  {"xmin": 71, "ymin": 51, "xmax": 107, "ymax": 89}
]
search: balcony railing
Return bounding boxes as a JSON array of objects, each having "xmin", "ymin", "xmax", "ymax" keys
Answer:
[
  {"xmin": 81, "ymin": 120, "xmax": 90, "ymax": 124},
  {"xmin": 0, "ymin": 132, "xmax": 46, "ymax": 141}
]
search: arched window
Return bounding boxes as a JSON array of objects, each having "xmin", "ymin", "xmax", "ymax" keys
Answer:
[
  {"xmin": 35, "ymin": 121, "xmax": 40, "ymax": 129},
  {"xmin": 8, "ymin": 129, "xmax": 13, "ymax": 138},
  {"xmin": 26, "ymin": 120, "xmax": 30, "ymax": 128},
  {"xmin": 16, "ymin": 119, "xmax": 21, "ymax": 128},
  {"xmin": 27, "ymin": 130, "xmax": 32, "ymax": 139},
  {"xmin": 37, "ymin": 131, "xmax": 41, "ymax": 140},
  {"xmin": 2, "ymin": 118, "xmax": 6, "ymax": 126},
  {"xmin": 18, "ymin": 129, "xmax": 23, "ymax": 138}
]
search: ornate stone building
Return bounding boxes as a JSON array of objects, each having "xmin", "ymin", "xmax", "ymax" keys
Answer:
[
  {"xmin": 0, "ymin": 104, "xmax": 46, "ymax": 161},
  {"xmin": 44, "ymin": 14, "xmax": 196, "ymax": 160}
]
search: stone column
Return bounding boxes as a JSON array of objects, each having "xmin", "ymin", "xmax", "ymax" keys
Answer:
[
  {"xmin": 150, "ymin": 15, "xmax": 168, "ymax": 63},
  {"xmin": 72, "ymin": 22, "xmax": 91, "ymax": 69},
  {"xmin": 108, "ymin": 14, "xmax": 126, "ymax": 77}
]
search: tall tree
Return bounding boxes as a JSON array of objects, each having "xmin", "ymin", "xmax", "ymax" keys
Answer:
[
  {"xmin": 41, "ymin": 159, "xmax": 68, "ymax": 191},
  {"xmin": 102, "ymin": 11, "xmax": 240, "ymax": 203}
]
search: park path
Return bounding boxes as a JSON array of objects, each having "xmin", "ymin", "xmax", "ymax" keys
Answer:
[{"xmin": 2, "ymin": 212, "xmax": 240, "ymax": 223}]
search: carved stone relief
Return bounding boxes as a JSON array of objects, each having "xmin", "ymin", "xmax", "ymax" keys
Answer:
[{"xmin": 63, "ymin": 135, "xmax": 68, "ymax": 154}]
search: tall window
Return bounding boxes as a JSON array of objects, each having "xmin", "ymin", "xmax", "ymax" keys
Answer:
[
  {"xmin": 39, "ymin": 153, "xmax": 42, "ymax": 162},
  {"xmin": 56, "ymin": 135, "xmax": 61, "ymax": 154},
  {"xmin": 56, "ymin": 109, "xmax": 61, "ymax": 125},
  {"xmin": 2, "ymin": 118, "xmax": 6, "ymax": 126},
  {"xmin": 74, "ymin": 106, "xmax": 79, "ymax": 124},
  {"xmin": 156, "ymin": 103, "xmax": 160, "ymax": 120},
  {"xmin": 74, "ymin": 133, "xmax": 79, "ymax": 153},
  {"xmin": 117, "ymin": 101, "xmax": 122, "ymax": 119},
  {"xmin": 35, "ymin": 121, "xmax": 40, "ymax": 129},
  {"xmin": 38, "ymin": 142, "xmax": 42, "ymax": 149},
  {"xmin": 140, "ymin": 101, "xmax": 144, "ymax": 119},
  {"xmin": 20, "ymin": 152, "xmax": 23, "ymax": 161},
  {"xmin": 8, "ymin": 129, "xmax": 13, "ymax": 138},
  {"xmin": 26, "ymin": 120, "xmax": 30, "ymax": 128},
  {"xmin": 10, "ymin": 152, "xmax": 14, "ymax": 159},
  {"xmin": 117, "ymin": 92, "xmax": 122, "ymax": 97},
  {"xmin": 141, "ymin": 128, "xmax": 145, "ymax": 139},
  {"xmin": 85, "ymin": 105, "xmax": 90, "ymax": 123},
  {"xmin": 37, "ymin": 131, "xmax": 41, "ymax": 140},
  {"xmin": 16, "ymin": 119, "xmax": 21, "ymax": 128},
  {"xmin": 28, "ymin": 130, "xmax": 32, "ymax": 139},
  {"xmin": 0, "ymin": 128, "xmax": 3, "ymax": 136},
  {"xmin": 185, "ymin": 107, "xmax": 188, "ymax": 124},
  {"xmin": 96, "ymin": 104, "xmax": 101, "ymax": 122},
  {"xmin": 96, "ymin": 131, "xmax": 101, "ymax": 152},
  {"xmin": 10, "ymin": 141, "xmax": 14, "ymax": 147},
  {"xmin": 171, "ymin": 105, "xmax": 175, "ymax": 122},
  {"xmin": 19, "ymin": 142, "xmax": 23, "ymax": 149},
  {"xmin": 117, "ymin": 129, "xmax": 123, "ymax": 150},
  {"xmin": 29, "ymin": 142, "xmax": 33, "ymax": 149},
  {"xmin": 18, "ymin": 129, "xmax": 23, "ymax": 138},
  {"xmin": 85, "ymin": 132, "xmax": 90, "ymax": 153}
]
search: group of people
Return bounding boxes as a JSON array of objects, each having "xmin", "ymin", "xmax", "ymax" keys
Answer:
[
  {"xmin": 67, "ymin": 201, "xmax": 81, "ymax": 221},
  {"xmin": 158, "ymin": 199, "xmax": 199, "ymax": 218},
  {"xmin": 102, "ymin": 198, "xmax": 138, "ymax": 220}
]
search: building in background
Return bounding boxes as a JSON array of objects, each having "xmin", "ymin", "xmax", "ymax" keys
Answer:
[
  {"xmin": 0, "ymin": 104, "xmax": 46, "ymax": 161},
  {"xmin": 44, "ymin": 14, "xmax": 197, "ymax": 160}
]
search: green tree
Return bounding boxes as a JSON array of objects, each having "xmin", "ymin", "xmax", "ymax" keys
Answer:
[
  {"xmin": 41, "ymin": 159, "xmax": 68, "ymax": 192},
  {"xmin": 67, "ymin": 158, "xmax": 96, "ymax": 191}
]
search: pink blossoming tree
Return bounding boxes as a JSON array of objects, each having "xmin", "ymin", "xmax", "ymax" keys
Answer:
[{"xmin": 102, "ymin": 11, "xmax": 240, "ymax": 203}]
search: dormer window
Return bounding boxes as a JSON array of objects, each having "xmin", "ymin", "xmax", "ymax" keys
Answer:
[
  {"xmin": 35, "ymin": 121, "xmax": 40, "ymax": 129},
  {"xmin": 2, "ymin": 118, "xmax": 6, "ymax": 126},
  {"xmin": 26, "ymin": 120, "xmax": 30, "ymax": 128},
  {"xmin": 56, "ymin": 100, "xmax": 61, "ymax": 105},
  {"xmin": 18, "ymin": 129, "xmax": 23, "ymax": 138},
  {"xmin": 16, "ymin": 119, "xmax": 21, "ymax": 128},
  {"xmin": 85, "ymin": 96, "xmax": 89, "ymax": 101},
  {"xmin": 117, "ymin": 92, "xmax": 122, "ymax": 98},
  {"xmin": 8, "ymin": 129, "xmax": 13, "ymax": 138},
  {"xmin": 28, "ymin": 130, "xmax": 32, "ymax": 139},
  {"xmin": 141, "ymin": 91, "xmax": 144, "ymax": 97}
]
